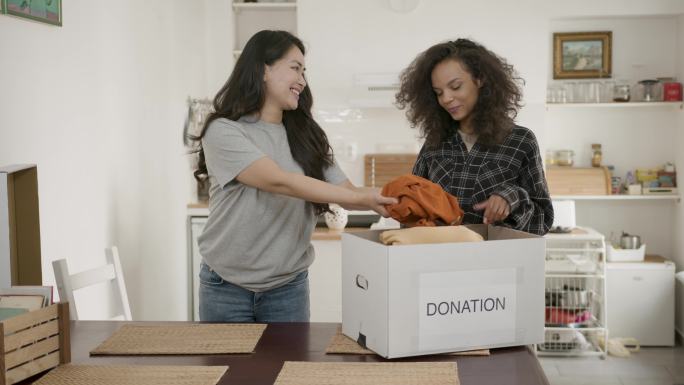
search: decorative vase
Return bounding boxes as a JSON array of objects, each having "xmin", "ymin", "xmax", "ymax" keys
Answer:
[{"xmin": 324, "ymin": 204, "xmax": 348, "ymax": 230}]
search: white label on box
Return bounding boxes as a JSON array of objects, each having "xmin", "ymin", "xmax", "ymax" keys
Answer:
[{"xmin": 418, "ymin": 268, "xmax": 517, "ymax": 351}]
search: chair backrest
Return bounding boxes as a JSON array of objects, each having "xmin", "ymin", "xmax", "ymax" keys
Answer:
[{"xmin": 52, "ymin": 246, "xmax": 132, "ymax": 321}]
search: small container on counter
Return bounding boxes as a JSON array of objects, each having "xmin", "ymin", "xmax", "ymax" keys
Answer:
[
  {"xmin": 613, "ymin": 84, "xmax": 631, "ymax": 102},
  {"xmin": 663, "ymin": 81, "xmax": 682, "ymax": 101},
  {"xmin": 555, "ymin": 150, "xmax": 574, "ymax": 167},
  {"xmin": 591, "ymin": 143, "xmax": 602, "ymax": 167}
]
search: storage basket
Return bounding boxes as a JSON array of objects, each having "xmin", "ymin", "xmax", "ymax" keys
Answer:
[
  {"xmin": 1, "ymin": 303, "xmax": 70, "ymax": 385},
  {"xmin": 606, "ymin": 244, "xmax": 646, "ymax": 262}
]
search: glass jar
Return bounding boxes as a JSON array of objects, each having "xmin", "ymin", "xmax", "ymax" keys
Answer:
[
  {"xmin": 555, "ymin": 150, "xmax": 574, "ymax": 167},
  {"xmin": 545, "ymin": 149, "xmax": 557, "ymax": 166},
  {"xmin": 591, "ymin": 143, "xmax": 602, "ymax": 167},
  {"xmin": 613, "ymin": 84, "xmax": 630, "ymax": 102},
  {"xmin": 635, "ymin": 79, "xmax": 663, "ymax": 102}
]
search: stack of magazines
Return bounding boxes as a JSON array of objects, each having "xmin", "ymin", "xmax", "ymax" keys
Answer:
[{"xmin": 0, "ymin": 286, "xmax": 53, "ymax": 320}]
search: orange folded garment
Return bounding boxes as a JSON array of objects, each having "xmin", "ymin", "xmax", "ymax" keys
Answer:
[{"xmin": 381, "ymin": 174, "xmax": 464, "ymax": 227}]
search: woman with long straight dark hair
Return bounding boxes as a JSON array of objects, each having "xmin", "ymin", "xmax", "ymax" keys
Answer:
[{"xmin": 188, "ymin": 30, "xmax": 396, "ymax": 323}]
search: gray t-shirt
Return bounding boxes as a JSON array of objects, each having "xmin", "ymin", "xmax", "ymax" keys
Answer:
[{"xmin": 198, "ymin": 116, "xmax": 347, "ymax": 292}]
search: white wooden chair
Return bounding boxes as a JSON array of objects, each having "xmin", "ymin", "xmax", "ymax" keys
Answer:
[{"xmin": 52, "ymin": 246, "xmax": 132, "ymax": 321}]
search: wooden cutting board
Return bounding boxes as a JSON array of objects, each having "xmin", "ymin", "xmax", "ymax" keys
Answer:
[{"xmin": 364, "ymin": 153, "xmax": 417, "ymax": 188}]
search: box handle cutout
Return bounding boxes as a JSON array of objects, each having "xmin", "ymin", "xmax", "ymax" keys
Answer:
[{"xmin": 357, "ymin": 332, "xmax": 367, "ymax": 348}]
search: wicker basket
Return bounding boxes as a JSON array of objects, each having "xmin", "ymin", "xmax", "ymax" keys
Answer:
[{"xmin": 1, "ymin": 303, "xmax": 70, "ymax": 385}]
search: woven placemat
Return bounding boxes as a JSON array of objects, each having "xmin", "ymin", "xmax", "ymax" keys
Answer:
[
  {"xmin": 326, "ymin": 328, "xmax": 489, "ymax": 356},
  {"xmin": 33, "ymin": 365, "xmax": 228, "ymax": 385},
  {"xmin": 90, "ymin": 323, "xmax": 266, "ymax": 355},
  {"xmin": 274, "ymin": 361, "xmax": 459, "ymax": 385}
]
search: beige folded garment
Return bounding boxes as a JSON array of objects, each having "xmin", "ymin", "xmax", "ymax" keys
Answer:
[{"xmin": 379, "ymin": 226, "xmax": 484, "ymax": 245}]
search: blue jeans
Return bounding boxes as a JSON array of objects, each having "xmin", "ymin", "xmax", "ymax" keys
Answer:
[{"xmin": 198, "ymin": 263, "xmax": 310, "ymax": 323}]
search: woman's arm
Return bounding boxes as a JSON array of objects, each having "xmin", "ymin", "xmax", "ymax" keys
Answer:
[
  {"xmin": 335, "ymin": 180, "xmax": 387, "ymax": 211},
  {"xmin": 491, "ymin": 135, "xmax": 554, "ymax": 235},
  {"xmin": 237, "ymin": 157, "xmax": 396, "ymax": 216}
]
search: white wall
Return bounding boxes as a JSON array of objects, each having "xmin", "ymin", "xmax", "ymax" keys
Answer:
[{"xmin": 0, "ymin": 0, "xmax": 221, "ymax": 320}]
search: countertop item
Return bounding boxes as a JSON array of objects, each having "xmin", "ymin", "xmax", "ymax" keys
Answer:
[
  {"xmin": 545, "ymin": 167, "xmax": 611, "ymax": 195},
  {"xmin": 23, "ymin": 321, "xmax": 550, "ymax": 385}
]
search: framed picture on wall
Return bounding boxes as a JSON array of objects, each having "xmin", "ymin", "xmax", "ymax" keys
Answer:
[
  {"xmin": 553, "ymin": 31, "xmax": 611, "ymax": 79},
  {"xmin": 3, "ymin": 0, "xmax": 62, "ymax": 26}
]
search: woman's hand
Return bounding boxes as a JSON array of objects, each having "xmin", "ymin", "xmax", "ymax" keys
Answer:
[
  {"xmin": 337, "ymin": 182, "xmax": 397, "ymax": 216},
  {"xmin": 473, "ymin": 194, "xmax": 510, "ymax": 224},
  {"xmin": 360, "ymin": 188, "xmax": 397, "ymax": 218}
]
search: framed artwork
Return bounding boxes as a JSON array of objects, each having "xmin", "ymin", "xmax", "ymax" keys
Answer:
[
  {"xmin": 3, "ymin": 0, "xmax": 62, "ymax": 26},
  {"xmin": 553, "ymin": 31, "xmax": 611, "ymax": 79}
]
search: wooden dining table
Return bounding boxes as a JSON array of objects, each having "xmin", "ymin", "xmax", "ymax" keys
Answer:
[{"xmin": 21, "ymin": 321, "xmax": 550, "ymax": 385}]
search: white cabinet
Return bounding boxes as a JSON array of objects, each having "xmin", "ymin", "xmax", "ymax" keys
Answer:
[
  {"xmin": 188, "ymin": 216, "xmax": 207, "ymax": 321},
  {"xmin": 606, "ymin": 257, "xmax": 675, "ymax": 346},
  {"xmin": 310, "ymin": 240, "xmax": 342, "ymax": 322},
  {"xmin": 188, "ymin": 214, "xmax": 342, "ymax": 322}
]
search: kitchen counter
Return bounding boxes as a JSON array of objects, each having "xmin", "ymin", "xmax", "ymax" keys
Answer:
[
  {"xmin": 312, "ymin": 227, "xmax": 368, "ymax": 240},
  {"xmin": 188, "ymin": 203, "xmax": 371, "ymax": 241}
]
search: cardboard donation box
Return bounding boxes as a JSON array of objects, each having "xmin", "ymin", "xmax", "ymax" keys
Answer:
[{"xmin": 341, "ymin": 225, "xmax": 545, "ymax": 359}]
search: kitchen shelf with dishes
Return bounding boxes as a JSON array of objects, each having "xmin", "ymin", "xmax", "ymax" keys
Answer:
[
  {"xmin": 537, "ymin": 227, "xmax": 608, "ymax": 358},
  {"xmin": 551, "ymin": 194, "xmax": 679, "ymax": 201}
]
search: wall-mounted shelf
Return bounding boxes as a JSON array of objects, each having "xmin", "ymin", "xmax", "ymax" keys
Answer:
[
  {"xmin": 552, "ymin": 194, "xmax": 680, "ymax": 201},
  {"xmin": 232, "ymin": 1, "xmax": 297, "ymax": 55},
  {"xmin": 545, "ymin": 101, "xmax": 683, "ymax": 110},
  {"xmin": 232, "ymin": 2, "xmax": 296, "ymax": 12}
]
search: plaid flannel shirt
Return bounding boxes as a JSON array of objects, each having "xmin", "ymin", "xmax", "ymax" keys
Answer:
[{"xmin": 413, "ymin": 125, "xmax": 553, "ymax": 235}]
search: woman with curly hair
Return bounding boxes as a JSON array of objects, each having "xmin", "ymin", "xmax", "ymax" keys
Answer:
[{"xmin": 396, "ymin": 38, "xmax": 553, "ymax": 235}]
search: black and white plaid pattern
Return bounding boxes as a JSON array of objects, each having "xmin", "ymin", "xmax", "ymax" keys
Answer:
[{"xmin": 413, "ymin": 125, "xmax": 554, "ymax": 235}]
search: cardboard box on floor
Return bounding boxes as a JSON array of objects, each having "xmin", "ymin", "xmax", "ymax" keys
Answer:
[{"xmin": 341, "ymin": 224, "xmax": 545, "ymax": 359}]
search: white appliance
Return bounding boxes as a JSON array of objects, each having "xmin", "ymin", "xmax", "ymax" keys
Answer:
[
  {"xmin": 349, "ymin": 72, "xmax": 399, "ymax": 108},
  {"xmin": 189, "ymin": 216, "xmax": 207, "ymax": 321},
  {"xmin": 606, "ymin": 257, "xmax": 675, "ymax": 346},
  {"xmin": 550, "ymin": 200, "xmax": 576, "ymax": 229},
  {"xmin": 677, "ymin": 271, "xmax": 684, "ymax": 339}
]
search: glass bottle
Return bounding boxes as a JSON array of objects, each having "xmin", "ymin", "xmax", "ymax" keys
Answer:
[{"xmin": 591, "ymin": 144, "xmax": 602, "ymax": 167}]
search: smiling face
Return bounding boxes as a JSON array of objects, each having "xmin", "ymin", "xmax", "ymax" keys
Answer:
[
  {"xmin": 431, "ymin": 59, "xmax": 481, "ymax": 130},
  {"xmin": 263, "ymin": 46, "xmax": 307, "ymax": 112}
]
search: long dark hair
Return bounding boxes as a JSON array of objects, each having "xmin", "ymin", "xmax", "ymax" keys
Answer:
[
  {"xmin": 395, "ymin": 38, "xmax": 523, "ymax": 148},
  {"xmin": 188, "ymin": 30, "xmax": 333, "ymax": 215}
]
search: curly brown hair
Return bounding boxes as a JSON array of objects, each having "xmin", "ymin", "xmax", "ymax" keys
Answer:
[{"xmin": 395, "ymin": 38, "xmax": 523, "ymax": 148}]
